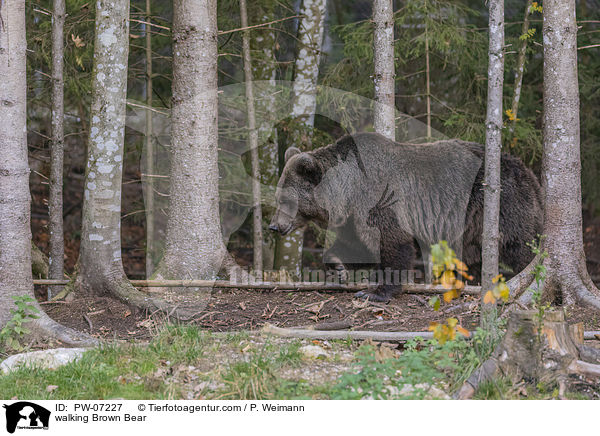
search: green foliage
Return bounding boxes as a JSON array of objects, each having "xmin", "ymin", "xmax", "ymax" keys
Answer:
[
  {"xmin": 526, "ymin": 237, "xmax": 550, "ymax": 337},
  {"xmin": 519, "ymin": 28, "xmax": 536, "ymax": 41},
  {"xmin": 331, "ymin": 334, "xmax": 489, "ymax": 399},
  {"xmin": 470, "ymin": 315, "xmax": 506, "ymax": 364},
  {"xmin": 0, "ymin": 296, "xmax": 40, "ymax": 352}
]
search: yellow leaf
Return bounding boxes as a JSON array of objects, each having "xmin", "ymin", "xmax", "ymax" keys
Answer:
[
  {"xmin": 442, "ymin": 290, "xmax": 452, "ymax": 303},
  {"xmin": 443, "ymin": 289, "xmax": 457, "ymax": 303},
  {"xmin": 455, "ymin": 260, "xmax": 468, "ymax": 272},
  {"xmin": 447, "ymin": 318, "xmax": 458, "ymax": 328},
  {"xmin": 498, "ymin": 283, "xmax": 510, "ymax": 301},
  {"xmin": 454, "ymin": 279, "xmax": 464, "ymax": 290},
  {"xmin": 441, "ymin": 270, "xmax": 455, "ymax": 289},
  {"xmin": 492, "ymin": 274, "xmax": 503, "ymax": 284},
  {"xmin": 428, "ymin": 322, "xmax": 440, "ymax": 332},
  {"xmin": 429, "ymin": 296, "xmax": 441, "ymax": 311},
  {"xmin": 457, "ymin": 326, "xmax": 471, "ymax": 337},
  {"xmin": 459, "ymin": 271, "xmax": 474, "ymax": 281},
  {"xmin": 483, "ymin": 291, "xmax": 496, "ymax": 305}
]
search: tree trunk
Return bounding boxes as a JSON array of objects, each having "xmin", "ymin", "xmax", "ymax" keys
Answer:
[
  {"xmin": 373, "ymin": 0, "xmax": 395, "ymax": 140},
  {"xmin": 480, "ymin": 0, "xmax": 504, "ymax": 326},
  {"xmin": 274, "ymin": 0, "xmax": 327, "ymax": 279},
  {"xmin": 75, "ymin": 0, "xmax": 153, "ymax": 310},
  {"xmin": 539, "ymin": 0, "xmax": 600, "ymax": 310},
  {"xmin": 144, "ymin": 0, "xmax": 155, "ymax": 277},
  {"xmin": 0, "ymin": 0, "xmax": 94, "ymax": 346},
  {"xmin": 48, "ymin": 0, "xmax": 66, "ymax": 300},
  {"xmin": 0, "ymin": 0, "xmax": 33, "ymax": 328},
  {"xmin": 424, "ymin": 15, "xmax": 431, "ymax": 140},
  {"xmin": 158, "ymin": 0, "xmax": 244, "ymax": 287},
  {"xmin": 240, "ymin": 0, "xmax": 264, "ymax": 277}
]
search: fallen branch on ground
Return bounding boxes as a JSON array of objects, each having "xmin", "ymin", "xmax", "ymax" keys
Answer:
[
  {"xmin": 262, "ymin": 323, "xmax": 435, "ymax": 341},
  {"xmin": 33, "ymin": 279, "xmax": 481, "ymax": 295}
]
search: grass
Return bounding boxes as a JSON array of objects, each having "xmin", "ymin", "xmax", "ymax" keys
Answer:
[
  {"xmin": 1, "ymin": 323, "xmax": 595, "ymax": 400},
  {"xmin": 0, "ymin": 325, "xmax": 209, "ymax": 399}
]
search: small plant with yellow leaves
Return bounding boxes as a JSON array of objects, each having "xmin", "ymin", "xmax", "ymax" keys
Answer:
[
  {"xmin": 427, "ymin": 241, "xmax": 473, "ymax": 344},
  {"xmin": 530, "ymin": 2, "xmax": 543, "ymax": 13},
  {"xmin": 428, "ymin": 318, "xmax": 471, "ymax": 345},
  {"xmin": 505, "ymin": 109, "xmax": 520, "ymax": 121}
]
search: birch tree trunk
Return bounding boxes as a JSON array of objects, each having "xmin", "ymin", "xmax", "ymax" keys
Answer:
[
  {"xmin": 159, "ymin": 0, "xmax": 230, "ymax": 281},
  {"xmin": 373, "ymin": 0, "xmax": 395, "ymax": 140},
  {"xmin": 274, "ymin": 0, "xmax": 327, "ymax": 279},
  {"xmin": 48, "ymin": 0, "xmax": 66, "ymax": 300},
  {"xmin": 0, "ymin": 0, "xmax": 94, "ymax": 345},
  {"xmin": 539, "ymin": 0, "xmax": 600, "ymax": 311},
  {"xmin": 250, "ymin": 0, "xmax": 278, "ymax": 272},
  {"xmin": 480, "ymin": 0, "xmax": 504, "ymax": 326},
  {"xmin": 240, "ymin": 0, "xmax": 263, "ymax": 276},
  {"xmin": 75, "ymin": 0, "xmax": 153, "ymax": 309}
]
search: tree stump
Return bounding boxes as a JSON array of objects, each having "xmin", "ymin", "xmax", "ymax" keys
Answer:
[{"xmin": 456, "ymin": 310, "xmax": 600, "ymax": 399}]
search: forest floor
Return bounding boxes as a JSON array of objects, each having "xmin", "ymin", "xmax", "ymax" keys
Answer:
[{"xmin": 42, "ymin": 287, "xmax": 600, "ymax": 343}]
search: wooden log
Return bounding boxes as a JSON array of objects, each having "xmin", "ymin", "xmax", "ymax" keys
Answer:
[
  {"xmin": 32, "ymin": 278, "xmax": 481, "ymax": 295},
  {"xmin": 262, "ymin": 323, "xmax": 434, "ymax": 341}
]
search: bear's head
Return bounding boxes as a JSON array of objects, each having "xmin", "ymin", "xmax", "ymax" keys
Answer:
[{"xmin": 269, "ymin": 147, "xmax": 329, "ymax": 235}]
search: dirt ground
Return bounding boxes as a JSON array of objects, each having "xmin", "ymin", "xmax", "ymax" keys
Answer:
[{"xmin": 40, "ymin": 286, "xmax": 600, "ymax": 342}]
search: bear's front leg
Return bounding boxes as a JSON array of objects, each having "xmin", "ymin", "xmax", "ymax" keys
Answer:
[{"xmin": 354, "ymin": 241, "xmax": 416, "ymax": 302}]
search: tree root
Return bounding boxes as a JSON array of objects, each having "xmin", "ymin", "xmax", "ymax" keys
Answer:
[
  {"xmin": 89, "ymin": 276, "xmax": 211, "ymax": 322},
  {"xmin": 507, "ymin": 254, "xmax": 538, "ymax": 300},
  {"xmin": 568, "ymin": 272, "xmax": 600, "ymax": 312},
  {"xmin": 29, "ymin": 312, "xmax": 98, "ymax": 347}
]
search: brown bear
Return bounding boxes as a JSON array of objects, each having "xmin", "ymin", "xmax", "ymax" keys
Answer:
[{"xmin": 269, "ymin": 132, "xmax": 543, "ymax": 302}]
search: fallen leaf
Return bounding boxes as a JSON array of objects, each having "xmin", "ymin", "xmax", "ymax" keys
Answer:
[{"xmin": 305, "ymin": 301, "xmax": 325, "ymax": 314}]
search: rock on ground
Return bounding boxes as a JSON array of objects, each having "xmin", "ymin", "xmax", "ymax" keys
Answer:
[{"xmin": 0, "ymin": 348, "xmax": 89, "ymax": 373}]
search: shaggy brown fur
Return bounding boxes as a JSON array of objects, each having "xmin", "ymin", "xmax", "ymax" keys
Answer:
[{"xmin": 270, "ymin": 132, "xmax": 543, "ymax": 301}]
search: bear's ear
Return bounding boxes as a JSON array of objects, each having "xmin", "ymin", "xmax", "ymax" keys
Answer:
[
  {"xmin": 295, "ymin": 153, "xmax": 322, "ymax": 185},
  {"xmin": 284, "ymin": 146, "xmax": 301, "ymax": 163}
]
